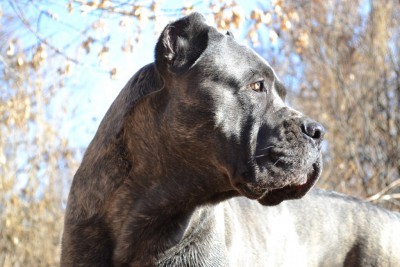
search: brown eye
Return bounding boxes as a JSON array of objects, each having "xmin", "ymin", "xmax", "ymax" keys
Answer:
[{"xmin": 249, "ymin": 81, "xmax": 265, "ymax": 92}]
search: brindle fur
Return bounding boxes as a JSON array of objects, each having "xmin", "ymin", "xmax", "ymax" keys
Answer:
[{"xmin": 61, "ymin": 13, "xmax": 400, "ymax": 267}]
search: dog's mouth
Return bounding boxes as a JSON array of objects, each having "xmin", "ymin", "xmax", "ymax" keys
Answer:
[{"xmin": 235, "ymin": 161, "xmax": 321, "ymax": 206}]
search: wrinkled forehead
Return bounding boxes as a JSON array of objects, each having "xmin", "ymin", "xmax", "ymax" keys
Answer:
[{"xmin": 197, "ymin": 30, "xmax": 277, "ymax": 81}]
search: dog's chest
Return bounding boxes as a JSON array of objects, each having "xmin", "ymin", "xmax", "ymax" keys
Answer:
[
  {"xmin": 155, "ymin": 205, "xmax": 229, "ymax": 267},
  {"xmin": 155, "ymin": 241, "xmax": 227, "ymax": 267}
]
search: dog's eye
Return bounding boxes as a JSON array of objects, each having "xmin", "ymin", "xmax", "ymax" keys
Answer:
[{"xmin": 249, "ymin": 81, "xmax": 265, "ymax": 92}]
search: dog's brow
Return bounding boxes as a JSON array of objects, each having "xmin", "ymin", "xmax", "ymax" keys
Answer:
[
  {"xmin": 243, "ymin": 66, "xmax": 274, "ymax": 82},
  {"xmin": 275, "ymin": 80, "xmax": 287, "ymax": 99},
  {"xmin": 264, "ymin": 67, "xmax": 275, "ymax": 79},
  {"xmin": 243, "ymin": 70, "xmax": 258, "ymax": 82}
]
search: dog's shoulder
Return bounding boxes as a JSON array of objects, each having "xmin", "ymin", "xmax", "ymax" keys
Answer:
[{"xmin": 66, "ymin": 64, "xmax": 163, "ymax": 220}]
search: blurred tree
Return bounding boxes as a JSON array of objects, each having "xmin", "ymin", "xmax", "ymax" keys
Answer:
[
  {"xmin": 0, "ymin": 0, "xmax": 399, "ymax": 266},
  {"xmin": 0, "ymin": 3, "xmax": 78, "ymax": 266}
]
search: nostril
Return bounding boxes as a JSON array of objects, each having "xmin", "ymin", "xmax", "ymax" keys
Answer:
[
  {"xmin": 301, "ymin": 121, "xmax": 325, "ymax": 140},
  {"xmin": 313, "ymin": 129, "xmax": 321, "ymax": 139}
]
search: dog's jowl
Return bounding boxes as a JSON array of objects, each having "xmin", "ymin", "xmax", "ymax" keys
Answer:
[{"xmin": 61, "ymin": 13, "xmax": 400, "ymax": 267}]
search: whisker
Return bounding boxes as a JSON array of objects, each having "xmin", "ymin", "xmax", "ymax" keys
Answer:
[
  {"xmin": 273, "ymin": 158, "xmax": 282, "ymax": 167},
  {"xmin": 260, "ymin": 146, "xmax": 274, "ymax": 151}
]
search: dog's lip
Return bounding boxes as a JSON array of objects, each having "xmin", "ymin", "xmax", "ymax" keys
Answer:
[
  {"xmin": 236, "ymin": 183, "xmax": 265, "ymax": 199},
  {"xmin": 257, "ymin": 162, "xmax": 321, "ymax": 206},
  {"xmin": 236, "ymin": 161, "xmax": 321, "ymax": 205}
]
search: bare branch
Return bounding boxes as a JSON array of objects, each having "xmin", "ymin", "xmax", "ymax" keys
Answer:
[
  {"xmin": 374, "ymin": 194, "xmax": 400, "ymax": 202},
  {"xmin": 365, "ymin": 179, "xmax": 400, "ymax": 202},
  {"xmin": 7, "ymin": 0, "xmax": 79, "ymax": 64}
]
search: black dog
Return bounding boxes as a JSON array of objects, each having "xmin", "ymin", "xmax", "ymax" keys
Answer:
[{"xmin": 61, "ymin": 13, "xmax": 400, "ymax": 266}]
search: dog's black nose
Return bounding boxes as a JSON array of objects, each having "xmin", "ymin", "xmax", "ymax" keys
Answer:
[{"xmin": 301, "ymin": 120, "xmax": 325, "ymax": 141}]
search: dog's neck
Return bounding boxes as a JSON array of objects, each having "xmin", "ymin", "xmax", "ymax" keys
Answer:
[
  {"xmin": 123, "ymin": 86, "xmax": 236, "ymax": 203},
  {"xmin": 109, "ymin": 91, "xmax": 236, "ymax": 265}
]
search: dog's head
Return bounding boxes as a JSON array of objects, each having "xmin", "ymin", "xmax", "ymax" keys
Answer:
[{"xmin": 155, "ymin": 13, "xmax": 325, "ymax": 206}]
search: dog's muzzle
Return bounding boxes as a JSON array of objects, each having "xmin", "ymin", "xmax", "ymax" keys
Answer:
[{"xmin": 234, "ymin": 117, "xmax": 325, "ymax": 206}]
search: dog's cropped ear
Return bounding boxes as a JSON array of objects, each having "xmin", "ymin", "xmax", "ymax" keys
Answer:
[{"xmin": 155, "ymin": 13, "xmax": 209, "ymax": 76}]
